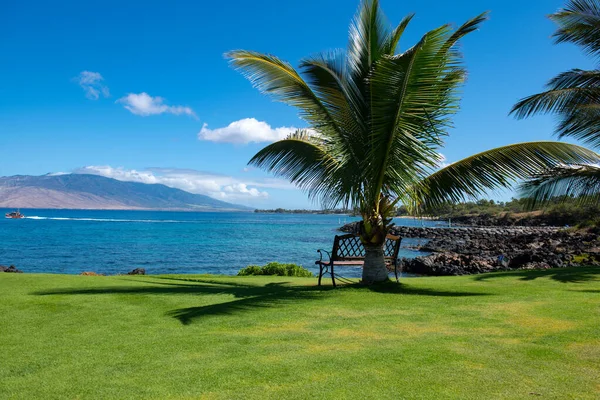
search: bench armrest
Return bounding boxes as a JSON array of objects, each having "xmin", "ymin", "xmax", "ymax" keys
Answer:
[{"xmin": 316, "ymin": 249, "xmax": 332, "ymax": 264}]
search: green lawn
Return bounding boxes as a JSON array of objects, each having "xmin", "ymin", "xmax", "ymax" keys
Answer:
[{"xmin": 1, "ymin": 268, "xmax": 599, "ymax": 399}]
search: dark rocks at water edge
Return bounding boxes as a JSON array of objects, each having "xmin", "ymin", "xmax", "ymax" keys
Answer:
[
  {"xmin": 340, "ymin": 222, "xmax": 600, "ymax": 275},
  {"xmin": 80, "ymin": 269, "xmax": 146, "ymax": 276},
  {"xmin": 127, "ymin": 268, "xmax": 146, "ymax": 275},
  {"xmin": 1, "ymin": 265, "xmax": 23, "ymax": 273},
  {"xmin": 400, "ymin": 252, "xmax": 573, "ymax": 276},
  {"xmin": 392, "ymin": 226, "xmax": 595, "ymax": 256}
]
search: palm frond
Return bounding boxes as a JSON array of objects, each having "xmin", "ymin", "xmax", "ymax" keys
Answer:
[
  {"xmin": 511, "ymin": 69, "xmax": 600, "ymax": 147},
  {"xmin": 299, "ymin": 52, "xmax": 366, "ymax": 171},
  {"xmin": 556, "ymin": 103, "xmax": 600, "ymax": 147},
  {"xmin": 347, "ymin": 0, "xmax": 389, "ymax": 86},
  {"xmin": 380, "ymin": 13, "xmax": 414, "ymax": 56},
  {"xmin": 413, "ymin": 142, "xmax": 600, "ymax": 211},
  {"xmin": 225, "ymin": 50, "xmax": 340, "ymax": 134},
  {"xmin": 512, "ymin": 2, "xmax": 600, "ymax": 147},
  {"xmin": 520, "ymin": 163, "xmax": 600, "ymax": 207},
  {"xmin": 550, "ymin": 0, "xmax": 600, "ymax": 57},
  {"xmin": 248, "ymin": 130, "xmax": 333, "ymax": 189},
  {"xmin": 548, "ymin": 68, "xmax": 600, "ymax": 88},
  {"xmin": 248, "ymin": 131, "xmax": 364, "ymax": 209},
  {"xmin": 299, "ymin": 51, "xmax": 364, "ymax": 134},
  {"xmin": 511, "ymin": 86, "xmax": 600, "ymax": 118},
  {"xmin": 367, "ymin": 27, "xmax": 450, "ymax": 204},
  {"xmin": 439, "ymin": 12, "xmax": 489, "ymax": 55},
  {"xmin": 367, "ymin": 17, "xmax": 480, "ymax": 206}
]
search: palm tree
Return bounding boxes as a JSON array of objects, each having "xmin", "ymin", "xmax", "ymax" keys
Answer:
[
  {"xmin": 512, "ymin": 0, "xmax": 600, "ymax": 206},
  {"xmin": 228, "ymin": 0, "xmax": 599, "ymax": 283}
]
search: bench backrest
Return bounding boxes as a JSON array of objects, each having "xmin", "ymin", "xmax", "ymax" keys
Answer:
[{"xmin": 331, "ymin": 233, "xmax": 401, "ymax": 261}]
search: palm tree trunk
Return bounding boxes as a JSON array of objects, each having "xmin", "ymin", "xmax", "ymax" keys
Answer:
[{"xmin": 362, "ymin": 243, "xmax": 389, "ymax": 284}]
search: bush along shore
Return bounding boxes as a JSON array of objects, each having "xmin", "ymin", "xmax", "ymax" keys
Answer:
[
  {"xmin": 340, "ymin": 222, "xmax": 600, "ymax": 276},
  {"xmin": 412, "ymin": 198, "xmax": 600, "ymax": 228}
]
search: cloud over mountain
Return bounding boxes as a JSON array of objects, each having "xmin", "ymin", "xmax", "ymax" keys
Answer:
[
  {"xmin": 73, "ymin": 166, "xmax": 291, "ymax": 204},
  {"xmin": 0, "ymin": 174, "xmax": 250, "ymax": 211}
]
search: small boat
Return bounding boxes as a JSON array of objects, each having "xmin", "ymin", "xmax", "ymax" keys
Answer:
[{"xmin": 5, "ymin": 210, "xmax": 24, "ymax": 219}]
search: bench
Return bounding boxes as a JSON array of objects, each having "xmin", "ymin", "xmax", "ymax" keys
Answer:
[{"xmin": 316, "ymin": 233, "xmax": 402, "ymax": 287}]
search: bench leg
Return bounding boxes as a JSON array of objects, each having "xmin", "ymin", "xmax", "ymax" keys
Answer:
[
  {"xmin": 394, "ymin": 263, "xmax": 399, "ymax": 282},
  {"xmin": 318, "ymin": 265, "xmax": 323, "ymax": 286},
  {"xmin": 331, "ymin": 264, "xmax": 336, "ymax": 288}
]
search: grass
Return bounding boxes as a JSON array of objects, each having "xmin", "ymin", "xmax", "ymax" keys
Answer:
[{"xmin": 1, "ymin": 268, "xmax": 599, "ymax": 399}]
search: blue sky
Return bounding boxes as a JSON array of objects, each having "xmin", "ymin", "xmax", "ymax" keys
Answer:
[{"xmin": 0, "ymin": 0, "xmax": 593, "ymax": 208}]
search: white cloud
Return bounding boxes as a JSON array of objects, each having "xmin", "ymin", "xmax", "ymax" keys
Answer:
[
  {"xmin": 223, "ymin": 183, "xmax": 267, "ymax": 198},
  {"xmin": 45, "ymin": 172, "xmax": 69, "ymax": 176},
  {"xmin": 76, "ymin": 166, "xmax": 158, "ymax": 184},
  {"xmin": 72, "ymin": 166, "xmax": 281, "ymax": 204},
  {"xmin": 117, "ymin": 92, "xmax": 197, "ymax": 118},
  {"xmin": 436, "ymin": 153, "xmax": 449, "ymax": 168},
  {"xmin": 198, "ymin": 118, "xmax": 297, "ymax": 144},
  {"xmin": 74, "ymin": 71, "xmax": 110, "ymax": 100}
]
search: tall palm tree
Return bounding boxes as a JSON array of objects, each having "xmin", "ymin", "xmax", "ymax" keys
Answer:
[
  {"xmin": 512, "ymin": 0, "xmax": 600, "ymax": 206},
  {"xmin": 228, "ymin": 0, "xmax": 599, "ymax": 283}
]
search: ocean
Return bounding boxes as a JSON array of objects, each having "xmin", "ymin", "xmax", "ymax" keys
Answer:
[{"xmin": 0, "ymin": 209, "xmax": 444, "ymax": 276}]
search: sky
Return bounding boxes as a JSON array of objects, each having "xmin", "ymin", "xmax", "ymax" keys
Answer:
[{"xmin": 0, "ymin": 0, "xmax": 594, "ymax": 209}]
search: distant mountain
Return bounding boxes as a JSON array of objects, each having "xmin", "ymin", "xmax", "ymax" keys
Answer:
[{"xmin": 0, "ymin": 174, "xmax": 253, "ymax": 211}]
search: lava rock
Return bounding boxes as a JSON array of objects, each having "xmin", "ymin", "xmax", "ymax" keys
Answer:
[
  {"xmin": 338, "ymin": 222, "xmax": 599, "ymax": 275},
  {"xmin": 1, "ymin": 265, "xmax": 23, "ymax": 273},
  {"xmin": 127, "ymin": 268, "xmax": 146, "ymax": 275}
]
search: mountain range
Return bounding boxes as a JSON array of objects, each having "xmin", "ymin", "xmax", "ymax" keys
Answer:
[{"xmin": 0, "ymin": 174, "xmax": 252, "ymax": 211}]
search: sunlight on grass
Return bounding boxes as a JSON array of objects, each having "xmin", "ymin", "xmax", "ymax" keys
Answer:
[{"xmin": 1, "ymin": 268, "xmax": 599, "ymax": 399}]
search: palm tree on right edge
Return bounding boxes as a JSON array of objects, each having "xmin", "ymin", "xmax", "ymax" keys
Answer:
[{"xmin": 512, "ymin": 0, "xmax": 600, "ymax": 206}]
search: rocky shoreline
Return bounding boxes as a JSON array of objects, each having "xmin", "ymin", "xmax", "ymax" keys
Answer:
[
  {"xmin": 1, "ymin": 265, "xmax": 23, "ymax": 273},
  {"xmin": 340, "ymin": 222, "xmax": 600, "ymax": 276}
]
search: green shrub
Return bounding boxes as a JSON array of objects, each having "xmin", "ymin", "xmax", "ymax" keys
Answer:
[
  {"xmin": 237, "ymin": 265, "xmax": 262, "ymax": 276},
  {"xmin": 576, "ymin": 217, "xmax": 600, "ymax": 230},
  {"xmin": 238, "ymin": 262, "xmax": 313, "ymax": 277}
]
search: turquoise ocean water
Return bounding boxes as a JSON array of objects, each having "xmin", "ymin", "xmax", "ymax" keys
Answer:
[{"xmin": 0, "ymin": 209, "xmax": 444, "ymax": 277}]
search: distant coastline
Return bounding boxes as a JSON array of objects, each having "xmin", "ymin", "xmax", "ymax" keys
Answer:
[
  {"xmin": 1, "ymin": 207, "xmax": 253, "ymax": 212},
  {"xmin": 254, "ymin": 208, "xmax": 352, "ymax": 215},
  {"xmin": 394, "ymin": 215, "xmax": 439, "ymax": 220},
  {"xmin": 253, "ymin": 209, "xmax": 443, "ymax": 218},
  {"xmin": 0, "ymin": 174, "xmax": 252, "ymax": 212}
]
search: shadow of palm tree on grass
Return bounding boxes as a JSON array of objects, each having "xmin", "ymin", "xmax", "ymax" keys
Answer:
[
  {"xmin": 34, "ymin": 276, "xmax": 489, "ymax": 325},
  {"xmin": 347, "ymin": 281, "xmax": 489, "ymax": 297},
  {"xmin": 474, "ymin": 267, "xmax": 600, "ymax": 283},
  {"xmin": 166, "ymin": 285, "xmax": 321, "ymax": 325}
]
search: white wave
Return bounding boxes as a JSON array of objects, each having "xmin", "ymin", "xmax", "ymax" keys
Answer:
[{"xmin": 24, "ymin": 216, "xmax": 185, "ymax": 223}]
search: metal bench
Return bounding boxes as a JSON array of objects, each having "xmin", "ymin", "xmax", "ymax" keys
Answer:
[{"xmin": 316, "ymin": 233, "xmax": 402, "ymax": 287}]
